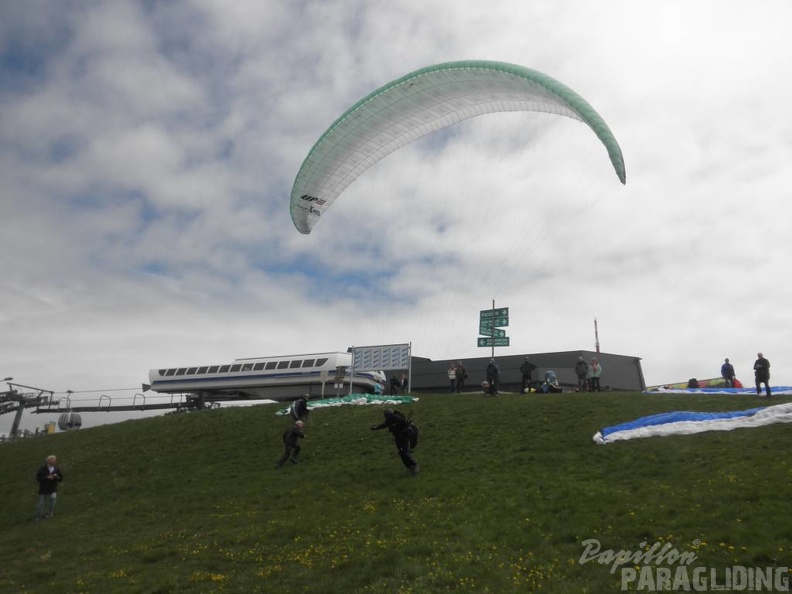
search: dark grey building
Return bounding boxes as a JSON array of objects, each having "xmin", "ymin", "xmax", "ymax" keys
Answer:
[{"xmin": 408, "ymin": 350, "xmax": 645, "ymax": 393}]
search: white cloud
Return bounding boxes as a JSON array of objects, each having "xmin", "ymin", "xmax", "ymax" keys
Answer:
[{"xmin": 2, "ymin": 0, "xmax": 791, "ymax": 434}]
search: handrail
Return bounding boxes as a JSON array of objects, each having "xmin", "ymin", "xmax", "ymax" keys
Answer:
[{"xmin": 98, "ymin": 394, "xmax": 111, "ymax": 411}]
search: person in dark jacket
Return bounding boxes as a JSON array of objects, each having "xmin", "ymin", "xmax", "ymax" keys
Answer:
[
  {"xmin": 35, "ymin": 455, "xmax": 63, "ymax": 520},
  {"xmin": 290, "ymin": 397, "xmax": 309, "ymax": 422},
  {"xmin": 371, "ymin": 408, "xmax": 419, "ymax": 476},
  {"xmin": 454, "ymin": 361, "xmax": 467, "ymax": 393},
  {"xmin": 575, "ymin": 356, "xmax": 589, "ymax": 392},
  {"xmin": 485, "ymin": 359, "xmax": 500, "ymax": 395},
  {"xmin": 720, "ymin": 358, "xmax": 736, "ymax": 388},
  {"xmin": 389, "ymin": 375, "xmax": 400, "ymax": 395},
  {"xmin": 520, "ymin": 357, "xmax": 537, "ymax": 393},
  {"xmin": 753, "ymin": 353, "xmax": 771, "ymax": 397},
  {"xmin": 276, "ymin": 421, "xmax": 305, "ymax": 468}
]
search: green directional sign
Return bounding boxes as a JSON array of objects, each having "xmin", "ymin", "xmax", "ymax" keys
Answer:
[
  {"xmin": 480, "ymin": 308, "xmax": 509, "ymax": 320},
  {"xmin": 477, "ymin": 337, "xmax": 510, "ymax": 347},
  {"xmin": 479, "ymin": 327, "xmax": 506, "ymax": 338},
  {"xmin": 480, "ymin": 317, "xmax": 508, "ymax": 328}
]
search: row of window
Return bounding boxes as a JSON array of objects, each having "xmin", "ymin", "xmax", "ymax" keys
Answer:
[{"xmin": 158, "ymin": 358, "xmax": 330, "ymax": 378}]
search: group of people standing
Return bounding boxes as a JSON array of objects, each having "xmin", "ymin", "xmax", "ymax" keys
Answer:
[
  {"xmin": 574, "ymin": 356, "xmax": 603, "ymax": 392},
  {"xmin": 446, "ymin": 361, "xmax": 468, "ymax": 393},
  {"xmin": 721, "ymin": 353, "xmax": 772, "ymax": 397},
  {"xmin": 450, "ymin": 355, "xmax": 606, "ymax": 395}
]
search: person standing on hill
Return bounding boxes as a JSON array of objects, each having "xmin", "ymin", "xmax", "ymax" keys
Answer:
[
  {"xmin": 447, "ymin": 363, "xmax": 457, "ymax": 392},
  {"xmin": 575, "ymin": 356, "xmax": 589, "ymax": 392},
  {"xmin": 753, "ymin": 353, "xmax": 771, "ymax": 397},
  {"xmin": 720, "ymin": 358, "xmax": 736, "ymax": 388},
  {"xmin": 371, "ymin": 408, "xmax": 419, "ymax": 476},
  {"xmin": 35, "ymin": 455, "xmax": 63, "ymax": 521},
  {"xmin": 520, "ymin": 357, "xmax": 537, "ymax": 393},
  {"xmin": 276, "ymin": 420, "xmax": 305, "ymax": 469},
  {"xmin": 588, "ymin": 358, "xmax": 602, "ymax": 392},
  {"xmin": 486, "ymin": 359, "xmax": 501, "ymax": 395},
  {"xmin": 454, "ymin": 361, "xmax": 467, "ymax": 393},
  {"xmin": 389, "ymin": 375, "xmax": 400, "ymax": 395}
]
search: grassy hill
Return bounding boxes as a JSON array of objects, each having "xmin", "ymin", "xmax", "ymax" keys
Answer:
[{"xmin": 1, "ymin": 392, "xmax": 791, "ymax": 593}]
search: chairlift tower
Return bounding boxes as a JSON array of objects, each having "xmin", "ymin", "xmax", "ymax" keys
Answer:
[{"xmin": 0, "ymin": 380, "xmax": 55, "ymax": 440}]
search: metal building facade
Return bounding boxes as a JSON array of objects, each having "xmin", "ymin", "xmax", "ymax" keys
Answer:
[{"xmin": 408, "ymin": 350, "xmax": 645, "ymax": 393}]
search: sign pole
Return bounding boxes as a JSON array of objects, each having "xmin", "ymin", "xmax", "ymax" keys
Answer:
[{"xmin": 491, "ymin": 299, "xmax": 496, "ymax": 359}]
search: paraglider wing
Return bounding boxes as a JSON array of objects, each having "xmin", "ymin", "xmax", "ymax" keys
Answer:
[
  {"xmin": 593, "ymin": 403, "xmax": 792, "ymax": 444},
  {"xmin": 290, "ymin": 60, "xmax": 626, "ymax": 234}
]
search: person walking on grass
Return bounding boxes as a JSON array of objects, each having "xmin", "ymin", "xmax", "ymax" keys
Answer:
[
  {"xmin": 371, "ymin": 408, "xmax": 419, "ymax": 476},
  {"xmin": 276, "ymin": 420, "xmax": 305, "ymax": 469},
  {"xmin": 753, "ymin": 352, "xmax": 771, "ymax": 397},
  {"xmin": 35, "ymin": 455, "xmax": 63, "ymax": 521}
]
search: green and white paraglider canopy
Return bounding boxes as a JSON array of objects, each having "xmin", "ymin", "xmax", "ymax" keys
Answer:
[{"xmin": 289, "ymin": 60, "xmax": 626, "ymax": 235}]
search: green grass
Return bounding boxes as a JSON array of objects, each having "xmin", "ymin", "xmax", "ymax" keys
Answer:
[{"xmin": 1, "ymin": 392, "xmax": 791, "ymax": 593}]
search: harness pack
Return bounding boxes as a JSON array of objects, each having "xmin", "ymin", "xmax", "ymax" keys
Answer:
[{"xmin": 392, "ymin": 410, "xmax": 419, "ymax": 450}]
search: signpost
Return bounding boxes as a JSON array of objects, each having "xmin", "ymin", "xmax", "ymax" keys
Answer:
[{"xmin": 478, "ymin": 302, "xmax": 510, "ymax": 358}]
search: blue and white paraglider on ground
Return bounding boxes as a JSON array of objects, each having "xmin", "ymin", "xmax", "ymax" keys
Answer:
[{"xmin": 593, "ymin": 403, "xmax": 792, "ymax": 445}]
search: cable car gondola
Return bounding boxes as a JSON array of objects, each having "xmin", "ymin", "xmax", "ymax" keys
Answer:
[{"xmin": 58, "ymin": 412, "xmax": 82, "ymax": 430}]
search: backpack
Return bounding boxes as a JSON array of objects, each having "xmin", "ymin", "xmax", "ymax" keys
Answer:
[
  {"xmin": 407, "ymin": 421, "xmax": 419, "ymax": 450},
  {"xmin": 392, "ymin": 410, "xmax": 419, "ymax": 449}
]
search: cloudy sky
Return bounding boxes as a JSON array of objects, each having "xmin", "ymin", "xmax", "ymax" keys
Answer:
[{"xmin": 2, "ymin": 0, "xmax": 791, "ymax": 432}]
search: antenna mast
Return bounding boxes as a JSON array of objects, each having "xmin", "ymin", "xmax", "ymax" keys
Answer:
[{"xmin": 594, "ymin": 318, "xmax": 600, "ymax": 353}]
